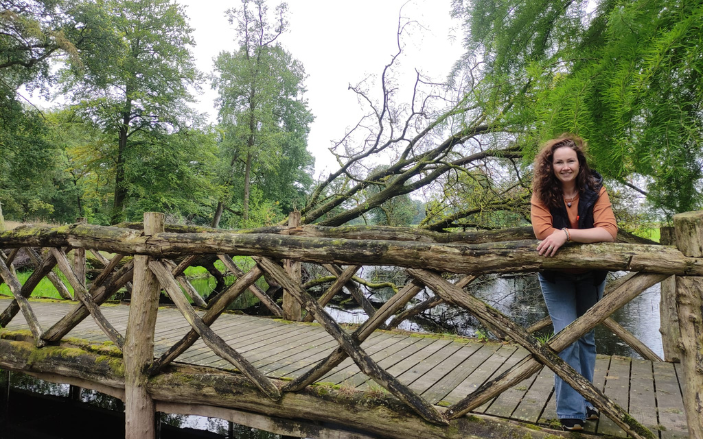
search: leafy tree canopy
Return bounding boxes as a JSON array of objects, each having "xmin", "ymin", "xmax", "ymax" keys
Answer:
[{"xmin": 453, "ymin": 0, "xmax": 703, "ymax": 218}]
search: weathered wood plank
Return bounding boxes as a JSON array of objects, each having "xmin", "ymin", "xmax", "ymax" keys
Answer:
[
  {"xmin": 583, "ymin": 354, "xmax": 611, "ymax": 433},
  {"xmin": 343, "ymin": 337, "xmax": 437, "ymax": 388},
  {"xmin": 394, "ymin": 340, "xmax": 468, "ymax": 389},
  {"xmin": 628, "ymin": 359, "xmax": 660, "ymax": 435},
  {"xmin": 322, "ymin": 334, "xmax": 419, "ymax": 385},
  {"xmin": 422, "ymin": 343, "xmax": 503, "ymax": 404},
  {"xmin": 356, "ymin": 338, "xmax": 454, "ymax": 390},
  {"xmin": 598, "ymin": 356, "xmax": 631, "ymax": 437},
  {"xmin": 483, "ymin": 348, "xmax": 537, "ymax": 418},
  {"xmin": 474, "ymin": 347, "xmax": 530, "ymax": 414},
  {"xmin": 511, "ymin": 366, "xmax": 553, "ymax": 423},
  {"xmin": 653, "ymin": 361, "xmax": 689, "ymax": 439},
  {"xmin": 404, "ymin": 342, "xmax": 482, "ymax": 395}
]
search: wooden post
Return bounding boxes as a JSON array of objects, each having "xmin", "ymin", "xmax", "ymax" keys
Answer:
[
  {"xmin": 73, "ymin": 218, "xmax": 87, "ymax": 288},
  {"xmin": 282, "ymin": 211, "xmax": 302, "ymax": 321},
  {"xmin": 673, "ymin": 211, "xmax": 703, "ymax": 439},
  {"xmin": 124, "ymin": 212, "xmax": 163, "ymax": 439},
  {"xmin": 659, "ymin": 226, "xmax": 681, "ymax": 362}
]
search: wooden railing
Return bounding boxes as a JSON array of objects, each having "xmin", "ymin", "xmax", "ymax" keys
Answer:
[{"xmin": 1, "ymin": 211, "xmax": 702, "ymax": 439}]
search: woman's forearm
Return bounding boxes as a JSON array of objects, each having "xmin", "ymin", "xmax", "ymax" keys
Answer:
[{"xmin": 567, "ymin": 227, "xmax": 615, "ymax": 243}]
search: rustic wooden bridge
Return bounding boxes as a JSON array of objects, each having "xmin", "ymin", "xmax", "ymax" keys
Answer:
[{"xmin": 1, "ymin": 212, "xmax": 702, "ymax": 439}]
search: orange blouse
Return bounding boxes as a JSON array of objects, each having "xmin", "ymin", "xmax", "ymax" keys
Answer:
[{"xmin": 531, "ymin": 186, "xmax": 618, "ymax": 240}]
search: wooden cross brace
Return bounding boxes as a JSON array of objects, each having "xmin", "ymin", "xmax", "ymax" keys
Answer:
[
  {"xmin": 51, "ymin": 248, "xmax": 125, "ymax": 348},
  {"xmin": 253, "ymin": 256, "xmax": 447, "ymax": 425},
  {"xmin": 283, "ymin": 278, "xmax": 425, "ymax": 392},
  {"xmin": 147, "ymin": 261, "xmax": 264, "ymax": 375},
  {"xmin": 0, "ymin": 247, "xmax": 59, "ymax": 327},
  {"xmin": 0, "ymin": 252, "xmax": 45, "ymax": 347},
  {"xmin": 42, "ymin": 257, "xmax": 133, "ymax": 343},
  {"xmin": 148, "ymin": 260, "xmax": 281, "ymax": 400},
  {"xmin": 408, "ymin": 268, "xmax": 665, "ymax": 439}
]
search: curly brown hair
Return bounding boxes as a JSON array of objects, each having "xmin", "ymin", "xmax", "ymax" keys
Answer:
[{"xmin": 532, "ymin": 133, "xmax": 599, "ymax": 210}]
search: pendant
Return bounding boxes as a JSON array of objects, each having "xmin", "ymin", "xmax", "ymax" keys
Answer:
[{"xmin": 567, "ymin": 202, "xmax": 572, "ymax": 207}]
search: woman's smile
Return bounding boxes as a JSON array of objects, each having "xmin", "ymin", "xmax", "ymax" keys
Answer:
[{"xmin": 553, "ymin": 146, "xmax": 580, "ymax": 184}]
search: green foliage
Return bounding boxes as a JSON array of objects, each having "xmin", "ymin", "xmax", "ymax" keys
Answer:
[
  {"xmin": 211, "ymin": 0, "xmax": 314, "ymax": 227},
  {"xmin": 455, "ymin": 0, "xmax": 703, "ymax": 218},
  {"xmin": 59, "ymin": 0, "xmax": 202, "ymax": 223}
]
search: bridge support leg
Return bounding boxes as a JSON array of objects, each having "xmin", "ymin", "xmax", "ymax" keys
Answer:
[
  {"xmin": 124, "ymin": 212, "xmax": 164, "ymax": 439},
  {"xmin": 673, "ymin": 211, "xmax": 703, "ymax": 439},
  {"xmin": 282, "ymin": 211, "xmax": 302, "ymax": 321},
  {"xmin": 659, "ymin": 226, "xmax": 681, "ymax": 362}
]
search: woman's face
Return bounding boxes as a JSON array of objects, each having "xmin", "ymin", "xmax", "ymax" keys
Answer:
[{"xmin": 552, "ymin": 146, "xmax": 580, "ymax": 185}]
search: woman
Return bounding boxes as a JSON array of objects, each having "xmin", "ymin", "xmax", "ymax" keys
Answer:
[{"xmin": 531, "ymin": 134, "xmax": 617, "ymax": 431}]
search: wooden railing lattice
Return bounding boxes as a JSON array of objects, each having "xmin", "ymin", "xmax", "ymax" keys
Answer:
[{"xmin": 2, "ymin": 212, "xmax": 703, "ymax": 439}]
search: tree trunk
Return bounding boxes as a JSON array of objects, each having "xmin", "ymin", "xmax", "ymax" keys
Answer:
[
  {"xmin": 211, "ymin": 202, "xmax": 225, "ymax": 229},
  {"xmin": 111, "ymin": 110, "xmax": 131, "ymax": 225},
  {"xmin": 0, "ymin": 201, "xmax": 5, "ymax": 232},
  {"xmin": 242, "ymin": 147, "xmax": 253, "ymax": 224}
]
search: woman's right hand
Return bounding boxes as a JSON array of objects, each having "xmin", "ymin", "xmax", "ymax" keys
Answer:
[{"xmin": 537, "ymin": 229, "xmax": 568, "ymax": 257}]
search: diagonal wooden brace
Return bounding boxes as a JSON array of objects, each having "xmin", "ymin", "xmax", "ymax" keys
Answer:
[
  {"xmin": 409, "ymin": 268, "xmax": 661, "ymax": 439},
  {"xmin": 25, "ymin": 247, "xmax": 72, "ymax": 300},
  {"xmin": 255, "ymin": 257, "xmax": 447, "ymax": 425},
  {"xmin": 149, "ymin": 260, "xmax": 281, "ymax": 400},
  {"xmin": 322, "ymin": 263, "xmax": 377, "ymax": 319},
  {"xmin": 51, "ymin": 248, "xmax": 125, "ymax": 348},
  {"xmin": 0, "ymin": 249, "xmax": 59, "ymax": 327},
  {"xmin": 148, "ymin": 262, "xmax": 264, "ymax": 376},
  {"xmin": 303, "ymin": 265, "xmax": 360, "ymax": 322},
  {"xmin": 0, "ymin": 254, "xmax": 45, "ymax": 347},
  {"xmin": 42, "ymin": 259, "xmax": 134, "ymax": 343},
  {"xmin": 217, "ymin": 254, "xmax": 283, "ymax": 317},
  {"xmin": 283, "ymin": 278, "xmax": 425, "ymax": 392},
  {"xmin": 162, "ymin": 259, "xmax": 208, "ymax": 308}
]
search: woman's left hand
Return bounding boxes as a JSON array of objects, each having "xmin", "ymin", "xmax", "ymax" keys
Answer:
[{"xmin": 537, "ymin": 229, "xmax": 568, "ymax": 257}]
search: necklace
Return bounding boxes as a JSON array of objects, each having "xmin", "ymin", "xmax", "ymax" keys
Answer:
[{"xmin": 564, "ymin": 193, "xmax": 578, "ymax": 207}]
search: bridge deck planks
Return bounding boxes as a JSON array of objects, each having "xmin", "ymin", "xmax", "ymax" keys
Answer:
[{"xmin": 0, "ymin": 298, "xmax": 688, "ymax": 437}]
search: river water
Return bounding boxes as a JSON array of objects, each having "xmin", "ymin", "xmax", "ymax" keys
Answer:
[{"xmin": 0, "ymin": 269, "xmax": 664, "ymax": 438}]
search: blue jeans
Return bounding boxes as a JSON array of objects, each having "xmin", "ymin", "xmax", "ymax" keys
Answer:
[{"xmin": 538, "ymin": 271, "xmax": 605, "ymax": 420}]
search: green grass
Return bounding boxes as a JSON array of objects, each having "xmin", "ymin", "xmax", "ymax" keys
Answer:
[{"xmin": 0, "ymin": 270, "xmax": 74, "ymax": 300}]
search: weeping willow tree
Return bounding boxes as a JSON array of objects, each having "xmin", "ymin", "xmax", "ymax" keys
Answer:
[{"xmin": 452, "ymin": 0, "xmax": 703, "ymax": 218}]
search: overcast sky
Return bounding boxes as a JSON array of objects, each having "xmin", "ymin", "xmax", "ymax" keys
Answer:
[{"xmin": 178, "ymin": 0, "xmax": 464, "ymax": 176}]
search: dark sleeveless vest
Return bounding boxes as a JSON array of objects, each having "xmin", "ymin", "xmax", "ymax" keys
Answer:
[{"xmin": 540, "ymin": 171, "xmax": 608, "ymax": 285}]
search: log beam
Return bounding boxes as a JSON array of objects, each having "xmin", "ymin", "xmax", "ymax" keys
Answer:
[
  {"xmin": 322, "ymin": 263, "xmax": 377, "ymax": 319},
  {"xmin": 217, "ymin": 254, "xmax": 283, "ymax": 317},
  {"xmin": 51, "ymin": 247, "xmax": 125, "ymax": 347},
  {"xmin": 283, "ymin": 212, "xmax": 302, "ymax": 321},
  {"xmin": 2, "ymin": 225, "xmax": 699, "ymax": 276}
]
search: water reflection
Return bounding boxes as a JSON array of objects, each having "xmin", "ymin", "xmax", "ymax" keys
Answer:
[{"xmin": 0, "ymin": 369, "xmax": 281, "ymax": 439}]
